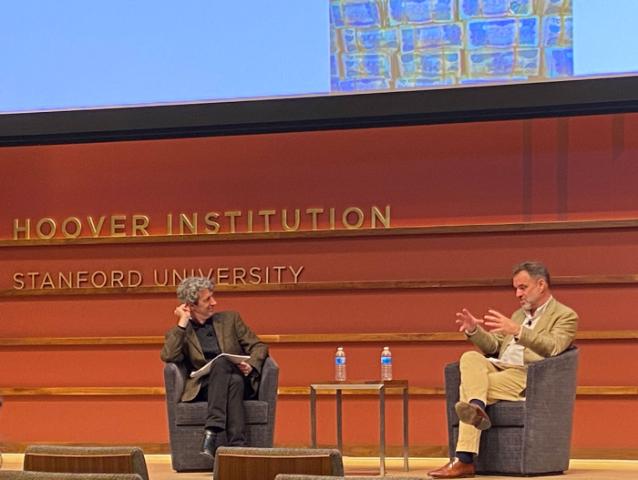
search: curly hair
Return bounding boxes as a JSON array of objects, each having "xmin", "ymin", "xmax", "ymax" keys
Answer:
[{"xmin": 176, "ymin": 276, "xmax": 215, "ymax": 304}]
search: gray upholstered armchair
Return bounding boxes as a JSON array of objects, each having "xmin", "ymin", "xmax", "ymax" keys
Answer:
[
  {"xmin": 445, "ymin": 346, "xmax": 579, "ymax": 475},
  {"xmin": 163, "ymin": 356, "xmax": 279, "ymax": 471}
]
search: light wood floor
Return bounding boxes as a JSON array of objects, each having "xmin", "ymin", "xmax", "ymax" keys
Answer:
[{"xmin": 3, "ymin": 454, "xmax": 638, "ymax": 479}]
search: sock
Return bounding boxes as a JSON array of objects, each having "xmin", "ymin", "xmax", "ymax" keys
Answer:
[
  {"xmin": 470, "ymin": 398, "xmax": 486, "ymax": 411},
  {"xmin": 456, "ymin": 451, "xmax": 474, "ymax": 464}
]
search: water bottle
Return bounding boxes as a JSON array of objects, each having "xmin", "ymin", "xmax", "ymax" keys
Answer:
[
  {"xmin": 381, "ymin": 346, "xmax": 392, "ymax": 381},
  {"xmin": 335, "ymin": 347, "xmax": 346, "ymax": 381}
]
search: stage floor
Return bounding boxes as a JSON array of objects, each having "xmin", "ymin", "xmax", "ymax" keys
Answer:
[{"xmin": 3, "ymin": 454, "xmax": 638, "ymax": 479}]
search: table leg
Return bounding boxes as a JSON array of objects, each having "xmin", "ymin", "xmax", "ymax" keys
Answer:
[
  {"xmin": 310, "ymin": 387, "xmax": 317, "ymax": 448},
  {"xmin": 336, "ymin": 389, "xmax": 343, "ymax": 452},
  {"xmin": 403, "ymin": 386, "xmax": 409, "ymax": 471},
  {"xmin": 380, "ymin": 386, "xmax": 386, "ymax": 476}
]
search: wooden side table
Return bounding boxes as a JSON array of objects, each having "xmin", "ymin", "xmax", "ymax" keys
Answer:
[{"xmin": 309, "ymin": 379, "xmax": 409, "ymax": 475}]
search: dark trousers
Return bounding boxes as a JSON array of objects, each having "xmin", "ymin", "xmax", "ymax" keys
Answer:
[{"xmin": 195, "ymin": 357, "xmax": 254, "ymax": 445}]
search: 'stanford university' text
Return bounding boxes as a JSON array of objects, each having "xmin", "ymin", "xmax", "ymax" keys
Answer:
[
  {"xmin": 11, "ymin": 205, "xmax": 390, "ymax": 240},
  {"xmin": 11, "ymin": 266, "xmax": 304, "ymax": 290}
]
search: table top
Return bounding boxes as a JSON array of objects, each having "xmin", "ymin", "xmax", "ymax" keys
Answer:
[{"xmin": 310, "ymin": 379, "xmax": 408, "ymax": 390}]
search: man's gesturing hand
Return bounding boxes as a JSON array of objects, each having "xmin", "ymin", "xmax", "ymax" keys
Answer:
[
  {"xmin": 483, "ymin": 309, "xmax": 520, "ymax": 335},
  {"xmin": 455, "ymin": 308, "xmax": 483, "ymax": 334}
]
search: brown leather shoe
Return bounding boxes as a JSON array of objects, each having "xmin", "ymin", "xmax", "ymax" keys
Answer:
[
  {"xmin": 428, "ymin": 458, "xmax": 475, "ymax": 478},
  {"xmin": 455, "ymin": 401, "xmax": 491, "ymax": 430}
]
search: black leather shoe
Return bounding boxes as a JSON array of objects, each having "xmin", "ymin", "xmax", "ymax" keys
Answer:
[{"xmin": 200, "ymin": 430, "xmax": 222, "ymax": 458}]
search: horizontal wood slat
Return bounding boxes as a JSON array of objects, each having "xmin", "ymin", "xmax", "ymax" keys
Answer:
[
  {"xmin": 0, "ymin": 386, "xmax": 636, "ymax": 397},
  {"xmin": 1, "ymin": 444, "xmax": 638, "ymax": 460},
  {"xmin": 2, "ymin": 218, "xmax": 638, "ymax": 248},
  {"xmin": 1, "ymin": 330, "xmax": 636, "ymax": 347},
  {"xmin": 3, "ymin": 274, "xmax": 638, "ymax": 298}
]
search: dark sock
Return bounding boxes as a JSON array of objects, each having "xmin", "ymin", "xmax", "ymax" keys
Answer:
[
  {"xmin": 470, "ymin": 398, "xmax": 486, "ymax": 411},
  {"xmin": 456, "ymin": 451, "xmax": 474, "ymax": 464}
]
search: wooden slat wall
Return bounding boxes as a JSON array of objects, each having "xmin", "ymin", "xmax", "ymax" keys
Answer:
[{"xmin": 2, "ymin": 113, "xmax": 638, "ymax": 457}]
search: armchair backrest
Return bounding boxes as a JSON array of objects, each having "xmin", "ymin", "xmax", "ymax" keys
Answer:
[
  {"xmin": 22, "ymin": 445, "xmax": 149, "ymax": 480},
  {"xmin": 521, "ymin": 346, "xmax": 579, "ymax": 470},
  {"xmin": 0, "ymin": 473, "xmax": 143, "ymax": 480},
  {"xmin": 213, "ymin": 447, "xmax": 343, "ymax": 480}
]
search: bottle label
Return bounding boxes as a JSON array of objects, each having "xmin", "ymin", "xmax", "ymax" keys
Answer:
[
  {"xmin": 335, "ymin": 357, "xmax": 346, "ymax": 365},
  {"xmin": 381, "ymin": 357, "xmax": 392, "ymax": 365}
]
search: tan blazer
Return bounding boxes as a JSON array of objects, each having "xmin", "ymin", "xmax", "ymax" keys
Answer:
[
  {"xmin": 468, "ymin": 297, "xmax": 578, "ymax": 364},
  {"xmin": 160, "ymin": 310, "xmax": 268, "ymax": 401}
]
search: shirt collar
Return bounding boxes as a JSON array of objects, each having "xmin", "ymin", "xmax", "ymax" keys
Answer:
[
  {"xmin": 189, "ymin": 316, "xmax": 214, "ymax": 330},
  {"xmin": 524, "ymin": 295, "xmax": 553, "ymax": 321}
]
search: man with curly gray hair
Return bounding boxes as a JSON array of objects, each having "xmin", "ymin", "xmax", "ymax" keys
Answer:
[{"xmin": 161, "ymin": 276, "xmax": 268, "ymax": 459}]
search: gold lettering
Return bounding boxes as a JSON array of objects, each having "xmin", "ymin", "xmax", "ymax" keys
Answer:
[
  {"xmin": 224, "ymin": 211, "xmax": 241, "ymax": 233},
  {"xmin": 129, "ymin": 270, "xmax": 143, "ymax": 287},
  {"xmin": 258, "ymin": 209, "xmax": 276, "ymax": 232},
  {"xmin": 110, "ymin": 270, "xmax": 124, "ymax": 288},
  {"xmin": 41, "ymin": 272, "xmax": 55, "ymax": 289},
  {"xmin": 204, "ymin": 212, "xmax": 220, "ymax": 234},
  {"xmin": 329, "ymin": 208, "xmax": 336, "ymax": 230},
  {"xmin": 36, "ymin": 218, "xmax": 57, "ymax": 239},
  {"xmin": 371, "ymin": 205, "xmax": 391, "ymax": 228},
  {"xmin": 217, "ymin": 267, "xmax": 230, "ymax": 284},
  {"xmin": 179, "ymin": 213, "xmax": 197, "ymax": 235},
  {"xmin": 61, "ymin": 217, "xmax": 82, "ymax": 239},
  {"xmin": 110, "ymin": 215, "xmax": 127, "ymax": 237},
  {"xmin": 12, "ymin": 272, "xmax": 25, "ymax": 289},
  {"xmin": 154, "ymin": 269, "xmax": 168, "ymax": 286},
  {"xmin": 197, "ymin": 268, "xmax": 215, "ymax": 279},
  {"xmin": 87, "ymin": 216, "xmax": 106, "ymax": 237},
  {"xmin": 306, "ymin": 208, "xmax": 324, "ymax": 230},
  {"xmin": 233, "ymin": 267, "xmax": 247, "ymax": 285},
  {"xmin": 77, "ymin": 271, "xmax": 89, "ymax": 287},
  {"xmin": 289, "ymin": 265, "xmax": 304, "ymax": 283},
  {"xmin": 132, "ymin": 215, "xmax": 150, "ymax": 236},
  {"xmin": 166, "ymin": 213, "xmax": 174, "ymax": 235},
  {"xmin": 247, "ymin": 210, "xmax": 254, "ymax": 233},
  {"xmin": 342, "ymin": 207, "xmax": 364, "ymax": 229},
  {"xmin": 172, "ymin": 269, "xmax": 186, "ymax": 285},
  {"xmin": 273, "ymin": 265, "xmax": 286, "ymax": 283},
  {"xmin": 91, "ymin": 271, "xmax": 108, "ymax": 288},
  {"xmin": 282, "ymin": 209, "xmax": 300, "ymax": 232},
  {"xmin": 13, "ymin": 218, "xmax": 31, "ymax": 240},
  {"xmin": 27, "ymin": 272, "xmax": 38, "ymax": 289},
  {"xmin": 249, "ymin": 267, "xmax": 262, "ymax": 284},
  {"xmin": 58, "ymin": 272, "xmax": 73, "ymax": 289}
]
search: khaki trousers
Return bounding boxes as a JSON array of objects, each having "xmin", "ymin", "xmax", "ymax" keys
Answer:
[{"xmin": 456, "ymin": 350, "xmax": 527, "ymax": 454}]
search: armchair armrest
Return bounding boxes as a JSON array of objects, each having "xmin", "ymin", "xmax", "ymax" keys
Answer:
[
  {"xmin": 163, "ymin": 362, "xmax": 188, "ymax": 404},
  {"xmin": 258, "ymin": 356, "xmax": 279, "ymax": 404}
]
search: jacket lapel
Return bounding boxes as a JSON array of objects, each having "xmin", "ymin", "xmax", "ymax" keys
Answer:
[
  {"xmin": 213, "ymin": 315, "xmax": 226, "ymax": 353},
  {"xmin": 185, "ymin": 325, "xmax": 204, "ymax": 360},
  {"xmin": 531, "ymin": 297, "xmax": 557, "ymax": 333}
]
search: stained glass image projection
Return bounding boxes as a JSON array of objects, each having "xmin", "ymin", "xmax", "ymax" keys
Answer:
[{"xmin": 330, "ymin": 0, "xmax": 574, "ymax": 92}]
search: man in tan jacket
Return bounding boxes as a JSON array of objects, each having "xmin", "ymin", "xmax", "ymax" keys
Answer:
[
  {"xmin": 161, "ymin": 276, "xmax": 268, "ymax": 458},
  {"xmin": 428, "ymin": 261, "xmax": 578, "ymax": 479}
]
